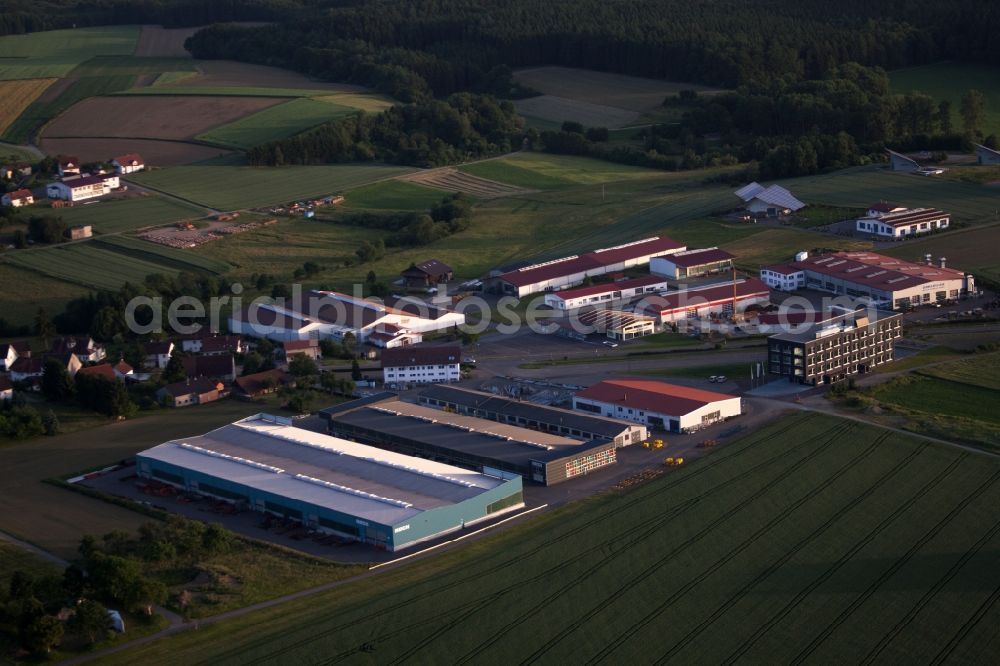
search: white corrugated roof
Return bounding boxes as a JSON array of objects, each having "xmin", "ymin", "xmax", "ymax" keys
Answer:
[
  {"xmin": 752, "ymin": 185, "xmax": 806, "ymax": 211},
  {"xmin": 734, "ymin": 182, "xmax": 765, "ymax": 202}
]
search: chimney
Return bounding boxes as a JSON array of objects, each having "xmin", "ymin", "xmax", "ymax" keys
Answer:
[{"xmin": 939, "ymin": 257, "xmax": 946, "ymax": 269}]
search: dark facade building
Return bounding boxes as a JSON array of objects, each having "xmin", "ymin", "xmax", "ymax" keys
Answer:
[
  {"xmin": 321, "ymin": 393, "xmax": 625, "ymax": 485},
  {"xmin": 767, "ymin": 307, "xmax": 903, "ymax": 385}
]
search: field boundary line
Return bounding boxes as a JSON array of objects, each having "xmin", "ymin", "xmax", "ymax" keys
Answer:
[
  {"xmin": 221, "ymin": 416, "xmax": 819, "ymax": 666},
  {"xmin": 790, "ymin": 467, "xmax": 1000, "ymax": 664},
  {"xmin": 720, "ymin": 452, "xmax": 969, "ymax": 665},
  {"xmin": 368, "ymin": 503, "xmax": 549, "ymax": 571}
]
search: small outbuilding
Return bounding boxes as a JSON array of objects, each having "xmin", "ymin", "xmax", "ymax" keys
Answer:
[{"xmin": 401, "ymin": 259, "xmax": 454, "ymax": 288}]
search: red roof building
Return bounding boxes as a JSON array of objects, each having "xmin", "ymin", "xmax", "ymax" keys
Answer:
[
  {"xmin": 493, "ymin": 237, "xmax": 686, "ymax": 297},
  {"xmin": 636, "ymin": 277, "xmax": 772, "ymax": 323},
  {"xmin": 573, "ymin": 379, "xmax": 742, "ymax": 433}
]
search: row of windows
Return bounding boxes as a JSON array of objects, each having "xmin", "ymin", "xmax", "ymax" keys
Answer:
[{"xmin": 565, "ymin": 448, "xmax": 616, "ymax": 479}]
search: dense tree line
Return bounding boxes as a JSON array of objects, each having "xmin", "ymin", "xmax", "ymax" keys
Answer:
[
  {"xmin": 247, "ymin": 94, "xmax": 521, "ymax": 166},
  {"xmin": 0, "ymin": 0, "xmax": 300, "ymax": 36},
  {"xmin": 187, "ymin": 0, "xmax": 1000, "ymax": 100},
  {"xmin": 327, "ymin": 192, "xmax": 473, "ymax": 255}
]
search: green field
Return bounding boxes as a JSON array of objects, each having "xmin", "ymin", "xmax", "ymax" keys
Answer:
[
  {"xmin": 94, "ymin": 236, "xmax": 232, "ymax": 274},
  {"xmin": 340, "ymin": 179, "xmax": 447, "ymax": 210},
  {"xmin": 52, "ymin": 195, "xmax": 207, "ymax": 233},
  {"xmin": 0, "ymin": 25, "xmax": 139, "ymax": 80},
  {"xmin": 461, "ymin": 152, "xmax": 667, "ymax": 188},
  {"xmin": 785, "ymin": 166, "xmax": 1000, "ymax": 226},
  {"xmin": 883, "ymin": 223, "xmax": 1000, "ymax": 288},
  {"xmin": 873, "ymin": 374, "xmax": 1000, "ymax": 427},
  {"xmin": 196, "ymin": 97, "xmax": 359, "ymax": 149},
  {"xmin": 3, "ymin": 74, "xmax": 136, "ymax": 143},
  {"xmin": 0, "ymin": 400, "xmax": 265, "ymax": 558},
  {"xmin": 0, "ymin": 262, "xmax": 91, "ymax": 324},
  {"xmin": 5, "ymin": 242, "xmax": 182, "ymax": 290},
  {"xmin": 890, "ymin": 62, "xmax": 1000, "ymax": 137},
  {"xmin": 98, "ymin": 413, "xmax": 1000, "ymax": 665},
  {"xmin": 130, "ymin": 164, "xmax": 416, "ymax": 209},
  {"xmin": 918, "ymin": 351, "xmax": 1000, "ymax": 390}
]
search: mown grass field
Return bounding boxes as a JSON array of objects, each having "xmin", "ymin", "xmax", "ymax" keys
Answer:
[
  {"xmin": 131, "ymin": 164, "xmax": 416, "ymax": 209},
  {"xmin": 340, "ymin": 179, "xmax": 447, "ymax": 211},
  {"xmin": 460, "ymin": 152, "xmax": 669, "ymax": 188},
  {"xmin": 3, "ymin": 74, "xmax": 136, "ymax": 143},
  {"xmin": 0, "ymin": 25, "xmax": 139, "ymax": 80},
  {"xmin": 918, "ymin": 351, "xmax": 1000, "ymax": 390},
  {"xmin": 0, "ymin": 400, "xmax": 265, "ymax": 558},
  {"xmin": 0, "ymin": 78, "xmax": 55, "ymax": 134},
  {"xmin": 890, "ymin": 62, "xmax": 1000, "ymax": 137},
  {"xmin": 868, "ymin": 352, "xmax": 1000, "ymax": 448},
  {"xmin": 196, "ymin": 97, "xmax": 359, "ymax": 149},
  {"xmin": 0, "ymin": 262, "xmax": 91, "ymax": 324},
  {"xmin": 5, "ymin": 242, "xmax": 182, "ymax": 290},
  {"xmin": 94, "ymin": 236, "xmax": 232, "ymax": 274},
  {"xmin": 52, "ymin": 195, "xmax": 207, "ymax": 233},
  {"xmin": 98, "ymin": 413, "xmax": 1000, "ymax": 665}
]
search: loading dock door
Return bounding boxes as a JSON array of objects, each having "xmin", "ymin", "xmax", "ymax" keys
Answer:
[{"xmin": 669, "ymin": 419, "xmax": 680, "ymax": 433}]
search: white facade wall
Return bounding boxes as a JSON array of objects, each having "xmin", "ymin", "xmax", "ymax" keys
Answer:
[
  {"xmin": 543, "ymin": 281, "xmax": 668, "ymax": 310},
  {"xmin": 572, "ymin": 396, "xmax": 742, "ymax": 431},
  {"xmin": 856, "ymin": 215, "xmax": 949, "ymax": 238},
  {"xmin": 383, "ymin": 362, "xmax": 460, "ymax": 385},
  {"xmin": 760, "ymin": 269, "xmax": 805, "ymax": 291},
  {"xmin": 657, "ymin": 293, "xmax": 771, "ymax": 323}
]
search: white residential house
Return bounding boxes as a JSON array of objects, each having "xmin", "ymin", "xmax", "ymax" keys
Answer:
[
  {"xmin": 1, "ymin": 189, "xmax": 34, "ymax": 207},
  {"xmin": 57, "ymin": 156, "xmax": 81, "ymax": 177},
  {"xmin": 381, "ymin": 345, "xmax": 461, "ymax": 386},
  {"xmin": 112, "ymin": 153, "xmax": 145, "ymax": 175},
  {"xmin": 47, "ymin": 174, "xmax": 119, "ymax": 202}
]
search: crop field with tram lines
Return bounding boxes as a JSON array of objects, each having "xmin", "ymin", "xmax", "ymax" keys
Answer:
[{"xmin": 96, "ymin": 413, "xmax": 1000, "ymax": 665}]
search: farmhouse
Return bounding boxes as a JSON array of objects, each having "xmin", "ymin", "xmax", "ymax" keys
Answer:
[
  {"xmin": 734, "ymin": 182, "xmax": 805, "ymax": 217},
  {"xmin": 574, "ymin": 309, "xmax": 657, "ymax": 341},
  {"xmin": 0, "ymin": 375, "xmax": 11, "ymax": 401},
  {"xmin": 1, "ymin": 189, "xmax": 33, "ymax": 207},
  {"xmin": 157, "ymin": 377, "xmax": 224, "ymax": 407},
  {"xmin": 50, "ymin": 336, "xmax": 105, "ymax": 362},
  {"xmin": 234, "ymin": 369, "xmax": 295, "ymax": 398},
  {"xmin": 635, "ymin": 277, "xmax": 772, "ymax": 324},
  {"xmin": 855, "ymin": 207, "xmax": 949, "ymax": 238},
  {"xmin": 542, "ymin": 275, "xmax": 669, "ymax": 311},
  {"xmin": 767, "ymin": 307, "xmax": 903, "ymax": 385},
  {"xmin": 57, "ymin": 156, "xmax": 81, "ymax": 177},
  {"xmin": 975, "ymin": 143, "xmax": 1000, "ymax": 165},
  {"xmin": 112, "ymin": 153, "xmax": 145, "ymax": 175},
  {"xmin": 46, "ymin": 174, "xmax": 119, "ymax": 202},
  {"xmin": 400, "ymin": 259, "xmax": 453, "ymax": 288},
  {"xmin": 885, "ymin": 148, "xmax": 919, "ymax": 172},
  {"xmin": 65, "ymin": 225, "xmax": 93, "ymax": 240},
  {"xmin": 490, "ymin": 237, "xmax": 686, "ymax": 297},
  {"xmin": 284, "ymin": 339, "xmax": 322, "ymax": 361},
  {"xmin": 145, "ymin": 341, "xmax": 174, "ymax": 369},
  {"xmin": 651, "ymin": 247, "xmax": 735, "ymax": 280},
  {"xmin": 229, "ymin": 290, "xmax": 465, "ymax": 343},
  {"xmin": 137, "ymin": 412, "xmax": 524, "ymax": 551},
  {"xmin": 760, "ymin": 251, "xmax": 975, "ymax": 309},
  {"xmin": 573, "ymin": 379, "xmax": 741, "ymax": 433},
  {"xmin": 381, "ymin": 345, "xmax": 460, "ymax": 385},
  {"xmin": 323, "ymin": 395, "xmax": 620, "ymax": 485},
  {"xmin": 417, "ymin": 385, "xmax": 646, "ymax": 446},
  {"xmin": 8, "ymin": 357, "xmax": 45, "ymax": 383}
]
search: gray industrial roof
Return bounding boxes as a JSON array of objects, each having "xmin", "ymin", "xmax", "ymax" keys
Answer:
[
  {"xmin": 137, "ymin": 414, "xmax": 504, "ymax": 526},
  {"xmin": 416, "ymin": 385, "xmax": 635, "ymax": 439},
  {"xmin": 331, "ymin": 405, "xmax": 612, "ymax": 466}
]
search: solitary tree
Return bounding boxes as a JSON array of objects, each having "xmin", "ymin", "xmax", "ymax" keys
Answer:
[
  {"xmin": 960, "ymin": 89, "xmax": 986, "ymax": 134},
  {"xmin": 34, "ymin": 308, "xmax": 55, "ymax": 348},
  {"xmin": 162, "ymin": 350, "xmax": 187, "ymax": 384},
  {"xmin": 69, "ymin": 600, "xmax": 112, "ymax": 645},
  {"xmin": 288, "ymin": 353, "xmax": 319, "ymax": 378},
  {"xmin": 41, "ymin": 358, "xmax": 74, "ymax": 403}
]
